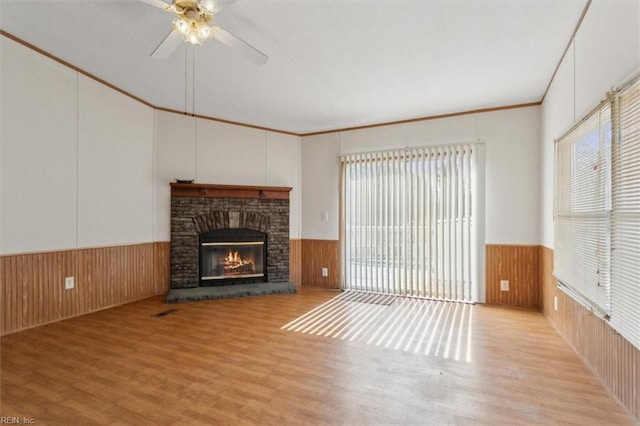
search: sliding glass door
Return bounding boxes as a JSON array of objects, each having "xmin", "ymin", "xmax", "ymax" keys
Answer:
[{"xmin": 340, "ymin": 144, "xmax": 480, "ymax": 302}]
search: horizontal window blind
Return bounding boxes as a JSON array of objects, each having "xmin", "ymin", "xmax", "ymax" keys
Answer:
[
  {"xmin": 340, "ymin": 144, "xmax": 478, "ymax": 302},
  {"xmin": 554, "ymin": 100, "xmax": 612, "ymax": 315},
  {"xmin": 611, "ymin": 80, "xmax": 640, "ymax": 350}
]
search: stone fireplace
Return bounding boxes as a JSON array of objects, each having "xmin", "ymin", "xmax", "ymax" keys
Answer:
[{"xmin": 170, "ymin": 183, "xmax": 292, "ymax": 289}]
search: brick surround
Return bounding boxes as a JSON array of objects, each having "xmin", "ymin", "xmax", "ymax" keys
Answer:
[{"xmin": 170, "ymin": 184, "xmax": 291, "ymax": 289}]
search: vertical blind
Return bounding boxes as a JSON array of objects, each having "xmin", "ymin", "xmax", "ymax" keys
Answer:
[
  {"xmin": 611, "ymin": 80, "xmax": 640, "ymax": 350},
  {"xmin": 340, "ymin": 144, "xmax": 477, "ymax": 302},
  {"xmin": 554, "ymin": 100, "xmax": 612, "ymax": 315}
]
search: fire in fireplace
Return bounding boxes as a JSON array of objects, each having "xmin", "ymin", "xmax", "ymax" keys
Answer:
[
  {"xmin": 224, "ymin": 249, "xmax": 256, "ymax": 275},
  {"xmin": 199, "ymin": 229, "xmax": 267, "ymax": 286}
]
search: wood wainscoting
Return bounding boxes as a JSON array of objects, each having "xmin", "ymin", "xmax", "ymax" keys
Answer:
[
  {"xmin": 300, "ymin": 239, "xmax": 339, "ymax": 288},
  {"xmin": 289, "ymin": 239, "xmax": 302, "ymax": 285},
  {"xmin": 297, "ymin": 242, "xmax": 542, "ymax": 297},
  {"xmin": 540, "ymin": 246, "xmax": 639, "ymax": 419},
  {"xmin": 0, "ymin": 242, "xmax": 170, "ymax": 336},
  {"xmin": 485, "ymin": 244, "xmax": 540, "ymax": 309},
  {"xmin": 154, "ymin": 242, "xmax": 170, "ymax": 293}
]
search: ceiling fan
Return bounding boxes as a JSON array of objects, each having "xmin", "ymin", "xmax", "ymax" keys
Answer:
[{"xmin": 140, "ymin": 0, "xmax": 268, "ymax": 64}]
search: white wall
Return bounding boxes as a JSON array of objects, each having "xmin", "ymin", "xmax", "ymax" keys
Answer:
[
  {"xmin": 154, "ymin": 112, "xmax": 302, "ymax": 240},
  {"xmin": 301, "ymin": 133, "xmax": 341, "ymax": 240},
  {"xmin": 265, "ymin": 131, "xmax": 302, "ymax": 239},
  {"xmin": 540, "ymin": 0, "xmax": 640, "ymax": 248},
  {"xmin": 153, "ymin": 111, "xmax": 197, "ymax": 242},
  {"xmin": 1, "ymin": 37, "xmax": 302, "ymax": 255},
  {"xmin": 1, "ymin": 37, "xmax": 154, "ymax": 254},
  {"xmin": 77, "ymin": 75, "xmax": 154, "ymax": 247},
  {"xmin": 2, "ymin": 37, "xmax": 78, "ymax": 253},
  {"xmin": 13, "ymin": 0, "xmax": 635, "ymax": 255},
  {"xmin": 301, "ymin": 106, "xmax": 541, "ymax": 245},
  {"xmin": 480, "ymin": 108, "xmax": 540, "ymax": 244}
]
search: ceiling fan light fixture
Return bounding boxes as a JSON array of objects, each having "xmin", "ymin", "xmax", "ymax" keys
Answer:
[
  {"xmin": 196, "ymin": 24, "xmax": 211, "ymax": 40},
  {"xmin": 172, "ymin": 14, "xmax": 213, "ymax": 45},
  {"xmin": 172, "ymin": 17, "xmax": 190, "ymax": 36},
  {"xmin": 147, "ymin": 0, "xmax": 268, "ymax": 64}
]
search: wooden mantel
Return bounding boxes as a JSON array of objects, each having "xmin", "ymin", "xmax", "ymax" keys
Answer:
[{"xmin": 170, "ymin": 183, "xmax": 292, "ymax": 200}]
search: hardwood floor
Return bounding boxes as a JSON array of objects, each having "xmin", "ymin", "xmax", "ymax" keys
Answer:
[{"xmin": 1, "ymin": 288, "xmax": 635, "ymax": 425}]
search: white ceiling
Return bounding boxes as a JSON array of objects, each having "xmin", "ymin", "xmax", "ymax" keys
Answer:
[{"xmin": 1, "ymin": 0, "xmax": 586, "ymax": 134}]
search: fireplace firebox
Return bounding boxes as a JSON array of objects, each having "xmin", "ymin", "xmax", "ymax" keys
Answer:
[{"xmin": 199, "ymin": 229, "xmax": 267, "ymax": 286}]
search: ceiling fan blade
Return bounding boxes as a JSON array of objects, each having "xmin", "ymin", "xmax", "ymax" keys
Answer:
[
  {"xmin": 213, "ymin": 28, "xmax": 268, "ymax": 65},
  {"xmin": 200, "ymin": 0, "xmax": 238, "ymax": 14},
  {"xmin": 139, "ymin": 0, "xmax": 172, "ymax": 10},
  {"xmin": 151, "ymin": 30, "xmax": 183, "ymax": 59}
]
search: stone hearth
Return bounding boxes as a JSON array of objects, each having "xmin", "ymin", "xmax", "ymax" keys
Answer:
[{"xmin": 170, "ymin": 183, "xmax": 292, "ymax": 289}]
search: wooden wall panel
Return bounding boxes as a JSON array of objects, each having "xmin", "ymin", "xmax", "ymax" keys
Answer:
[
  {"xmin": 301, "ymin": 239, "xmax": 339, "ymax": 288},
  {"xmin": 1, "ymin": 243, "xmax": 168, "ymax": 336},
  {"xmin": 289, "ymin": 239, "xmax": 302, "ymax": 285},
  {"xmin": 154, "ymin": 242, "xmax": 170, "ymax": 295},
  {"xmin": 1, "ymin": 250, "xmax": 78, "ymax": 335},
  {"xmin": 77, "ymin": 244, "xmax": 155, "ymax": 311},
  {"xmin": 541, "ymin": 246, "xmax": 639, "ymax": 420},
  {"xmin": 485, "ymin": 244, "xmax": 540, "ymax": 309}
]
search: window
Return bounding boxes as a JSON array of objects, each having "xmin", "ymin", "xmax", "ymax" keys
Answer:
[
  {"xmin": 555, "ymin": 78, "xmax": 640, "ymax": 350},
  {"xmin": 554, "ymin": 99, "xmax": 612, "ymax": 315},
  {"xmin": 340, "ymin": 144, "xmax": 480, "ymax": 302},
  {"xmin": 611, "ymin": 80, "xmax": 640, "ymax": 350}
]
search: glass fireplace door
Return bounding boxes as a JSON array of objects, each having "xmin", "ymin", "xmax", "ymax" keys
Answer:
[{"xmin": 200, "ymin": 241, "xmax": 265, "ymax": 281}]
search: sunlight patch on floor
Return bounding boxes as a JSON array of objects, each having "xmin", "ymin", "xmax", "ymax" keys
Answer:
[{"xmin": 282, "ymin": 291, "xmax": 473, "ymax": 362}]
